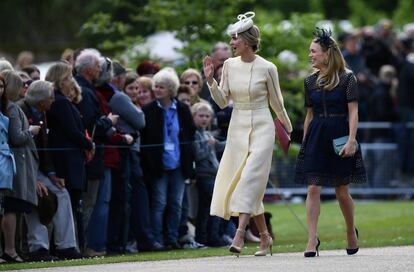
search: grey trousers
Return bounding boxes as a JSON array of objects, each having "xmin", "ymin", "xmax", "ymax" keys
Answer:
[
  {"xmin": 81, "ymin": 179, "xmax": 100, "ymax": 240},
  {"xmin": 25, "ymin": 171, "xmax": 77, "ymax": 251}
]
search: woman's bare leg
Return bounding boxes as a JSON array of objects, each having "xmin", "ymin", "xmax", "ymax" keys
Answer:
[
  {"xmin": 252, "ymin": 213, "xmax": 271, "ymax": 249},
  {"xmin": 231, "ymin": 213, "xmax": 250, "ymax": 247},
  {"xmin": 335, "ymin": 185, "xmax": 358, "ymax": 249},
  {"xmin": 2, "ymin": 213, "xmax": 17, "ymax": 255},
  {"xmin": 305, "ymin": 185, "xmax": 321, "ymax": 251}
]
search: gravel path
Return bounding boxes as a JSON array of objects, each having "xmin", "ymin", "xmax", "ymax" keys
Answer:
[{"xmin": 10, "ymin": 246, "xmax": 414, "ymax": 272}]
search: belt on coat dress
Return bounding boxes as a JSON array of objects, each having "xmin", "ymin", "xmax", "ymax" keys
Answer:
[{"xmin": 233, "ymin": 101, "xmax": 268, "ymax": 110}]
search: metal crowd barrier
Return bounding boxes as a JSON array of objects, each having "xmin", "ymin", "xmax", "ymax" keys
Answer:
[{"xmin": 267, "ymin": 122, "xmax": 414, "ymax": 197}]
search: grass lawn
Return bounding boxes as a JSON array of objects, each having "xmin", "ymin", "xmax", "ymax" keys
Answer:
[{"xmin": 1, "ymin": 200, "xmax": 413, "ymax": 271}]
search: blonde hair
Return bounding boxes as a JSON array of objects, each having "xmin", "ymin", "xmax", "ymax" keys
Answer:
[
  {"xmin": 239, "ymin": 25, "xmax": 261, "ymax": 53},
  {"xmin": 180, "ymin": 68, "xmax": 202, "ymax": 85},
  {"xmin": 137, "ymin": 76, "xmax": 153, "ymax": 91},
  {"xmin": 61, "ymin": 48, "xmax": 74, "ymax": 63},
  {"xmin": 1, "ymin": 70, "xmax": 23, "ymax": 102},
  {"xmin": 45, "ymin": 61, "xmax": 73, "ymax": 90},
  {"xmin": 69, "ymin": 78, "xmax": 82, "ymax": 103},
  {"xmin": 314, "ymin": 37, "xmax": 347, "ymax": 91},
  {"xmin": 191, "ymin": 101, "xmax": 214, "ymax": 116},
  {"xmin": 16, "ymin": 51, "xmax": 34, "ymax": 69}
]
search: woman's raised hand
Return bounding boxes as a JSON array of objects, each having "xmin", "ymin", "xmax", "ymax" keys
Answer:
[{"xmin": 203, "ymin": 55, "xmax": 214, "ymax": 85}]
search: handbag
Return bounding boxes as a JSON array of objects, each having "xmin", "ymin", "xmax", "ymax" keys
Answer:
[
  {"xmin": 332, "ymin": 135, "xmax": 358, "ymax": 155},
  {"xmin": 274, "ymin": 118, "xmax": 290, "ymax": 155}
]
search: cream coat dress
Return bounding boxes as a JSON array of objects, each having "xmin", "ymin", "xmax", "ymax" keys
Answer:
[{"xmin": 208, "ymin": 55, "xmax": 292, "ymax": 220}]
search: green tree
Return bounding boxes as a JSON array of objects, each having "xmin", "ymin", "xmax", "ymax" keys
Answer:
[
  {"xmin": 79, "ymin": 0, "xmax": 255, "ymax": 62},
  {"xmin": 0, "ymin": 0, "xmax": 97, "ymax": 59},
  {"xmin": 78, "ymin": 1, "xmax": 323, "ymax": 124},
  {"xmin": 348, "ymin": 0, "xmax": 388, "ymax": 26},
  {"xmin": 254, "ymin": 11, "xmax": 323, "ymax": 125},
  {"xmin": 393, "ymin": 0, "xmax": 414, "ymax": 27},
  {"xmin": 76, "ymin": 0, "xmax": 414, "ymax": 125}
]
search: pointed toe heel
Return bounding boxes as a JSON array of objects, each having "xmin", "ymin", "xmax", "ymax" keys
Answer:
[
  {"xmin": 229, "ymin": 245, "xmax": 242, "ymax": 257},
  {"xmin": 254, "ymin": 231, "xmax": 273, "ymax": 256},
  {"xmin": 229, "ymin": 229, "xmax": 245, "ymax": 257},
  {"xmin": 346, "ymin": 247, "xmax": 359, "ymax": 255},
  {"xmin": 304, "ymin": 238, "xmax": 320, "ymax": 258},
  {"xmin": 346, "ymin": 228, "xmax": 359, "ymax": 255}
]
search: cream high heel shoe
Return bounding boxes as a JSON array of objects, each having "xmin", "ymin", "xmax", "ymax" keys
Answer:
[
  {"xmin": 229, "ymin": 229, "xmax": 245, "ymax": 257},
  {"xmin": 254, "ymin": 231, "xmax": 273, "ymax": 256}
]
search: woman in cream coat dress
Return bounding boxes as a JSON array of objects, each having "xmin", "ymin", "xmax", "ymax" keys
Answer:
[{"xmin": 203, "ymin": 12, "xmax": 292, "ymax": 257}]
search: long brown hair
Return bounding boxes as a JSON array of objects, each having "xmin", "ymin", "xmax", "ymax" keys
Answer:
[{"xmin": 313, "ymin": 28, "xmax": 347, "ymax": 91}]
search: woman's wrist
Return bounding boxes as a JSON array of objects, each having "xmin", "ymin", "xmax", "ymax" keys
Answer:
[
  {"xmin": 207, "ymin": 78, "xmax": 214, "ymax": 87},
  {"xmin": 347, "ymin": 138, "xmax": 357, "ymax": 145}
]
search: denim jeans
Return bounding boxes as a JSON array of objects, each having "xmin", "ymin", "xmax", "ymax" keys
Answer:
[
  {"xmin": 87, "ymin": 168, "xmax": 112, "ymax": 252},
  {"xmin": 178, "ymin": 184, "xmax": 189, "ymax": 237},
  {"xmin": 150, "ymin": 167, "xmax": 185, "ymax": 245},
  {"xmin": 129, "ymin": 151, "xmax": 157, "ymax": 249},
  {"xmin": 195, "ymin": 176, "xmax": 221, "ymax": 244}
]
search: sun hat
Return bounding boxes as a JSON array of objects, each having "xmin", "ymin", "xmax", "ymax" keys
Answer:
[
  {"xmin": 227, "ymin": 11, "xmax": 255, "ymax": 37},
  {"xmin": 37, "ymin": 191, "xmax": 58, "ymax": 226}
]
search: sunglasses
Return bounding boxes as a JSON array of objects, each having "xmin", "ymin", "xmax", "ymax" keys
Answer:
[
  {"xmin": 184, "ymin": 80, "xmax": 199, "ymax": 85},
  {"xmin": 24, "ymin": 80, "xmax": 33, "ymax": 88}
]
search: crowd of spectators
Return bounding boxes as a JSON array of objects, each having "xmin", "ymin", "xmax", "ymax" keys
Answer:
[{"xmin": 0, "ymin": 18, "xmax": 413, "ymax": 263}]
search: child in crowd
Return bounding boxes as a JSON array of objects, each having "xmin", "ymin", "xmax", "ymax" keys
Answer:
[
  {"xmin": 191, "ymin": 102, "xmax": 228, "ymax": 247},
  {"xmin": 177, "ymin": 84, "xmax": 192, "ymax": 107}
]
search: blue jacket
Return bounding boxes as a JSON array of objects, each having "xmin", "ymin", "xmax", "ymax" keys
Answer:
[{"xmin": 0, "ymin": 112, "xmax": 15, "ymax": 190}]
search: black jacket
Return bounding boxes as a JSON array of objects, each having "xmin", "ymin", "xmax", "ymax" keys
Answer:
[
  {"xmin": 141, "ymin": 100, "xmax": 195, "ymax": 180},
  {"xmin": 76, "ymin": 75, "xmax": 112, "ymax": 179},
  {"xmin": 47, "ymin": 90, "xmax": 93, "ymax": 190}
]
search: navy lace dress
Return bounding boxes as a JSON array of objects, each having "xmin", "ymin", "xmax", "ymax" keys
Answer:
[{"xmin": 295, "ymin": 71, "xmax": 367, "ymax": 186}]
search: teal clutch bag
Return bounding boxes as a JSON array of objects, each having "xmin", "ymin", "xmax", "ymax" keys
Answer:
[{"xmin": 332, "ymin": 136, "xmax": 358, "ymax": 155}]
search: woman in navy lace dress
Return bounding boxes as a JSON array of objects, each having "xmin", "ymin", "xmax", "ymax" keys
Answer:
[{"xmin": 295, "ymin": 28, "xmax": 367, "ymax": 257}]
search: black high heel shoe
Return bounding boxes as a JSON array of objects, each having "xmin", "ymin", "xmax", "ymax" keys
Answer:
[
  {"xmin": 304, "ymin": 238, "xmax": 321, "ymax": 257},
  {"xmin": 346, "ymin": 228, "xmax": 359, "ymax": 255}
]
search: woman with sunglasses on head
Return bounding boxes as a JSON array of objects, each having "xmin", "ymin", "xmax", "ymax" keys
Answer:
[
  {"xmin": 203, "ymin": 11, "xmax": 292, "ymax": 257},
  {"xmin": 294, "ymin": 28, "xmax": 367, "ymax": 257},
  {"xmin": 180, "ymin": 69, "xmax": 208, "ymax": 105}
]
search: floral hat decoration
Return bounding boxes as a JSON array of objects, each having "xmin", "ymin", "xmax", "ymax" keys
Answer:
[
  {"xmin": 313, "ymin": 27, "xmax": 335, "ymax": 49},
  {"xmin": 227, "ymin": 11, "xmax": 255, "ymax": 37}
]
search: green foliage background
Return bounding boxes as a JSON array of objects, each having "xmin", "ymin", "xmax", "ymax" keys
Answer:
[
  {"xmin": 74, "ymin": 0, "xmax": 414, "ymax": 125},
  {"xmin": 2, "ymin": 0, "xmax": 414, "ymax": 124}
]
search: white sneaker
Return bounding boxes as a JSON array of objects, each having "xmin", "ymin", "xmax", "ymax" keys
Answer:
[
  {"xmin": 179, "ymin": 233, "xmax": 194, "ymax": 244},
  {"xmin": 125, "ymin": 241, "xmax": 138, "ymax": 253}
]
